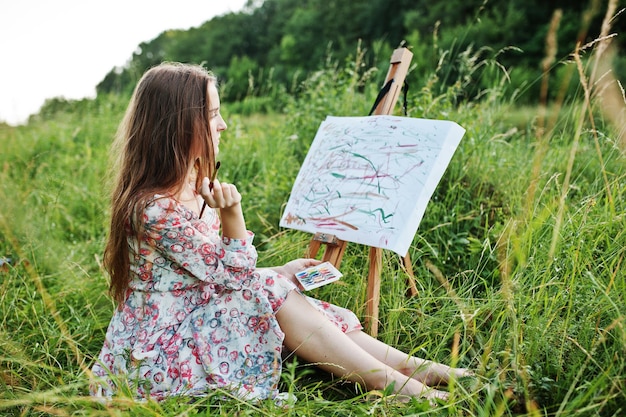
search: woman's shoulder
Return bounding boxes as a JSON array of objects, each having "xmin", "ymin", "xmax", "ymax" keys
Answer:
[
  {"xmin": 136, "ymin": 194, "xmax": 220, "ymax": 238},
  {"xmin": 143, "ymin": 195, "xmax": 183, "ymax": 224},
  {"xmin": 145, "ymin": 194, "xmax": 176, "ymax": 211}
]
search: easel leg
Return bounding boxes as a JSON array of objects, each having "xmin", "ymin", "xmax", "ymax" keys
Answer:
[
  {"xmin": 365, "ymin": 247, "xmax": 382, "ymax": 336},
  {"xmin": 307, "ymin": 240, "xmax": 322, "ymax": 259},
  {"xmin": 402, "ymin": 254, "xmax": 419, "ymax": 297},
  {"xmin": 323, "ymin": 241, "xmax": 347, "ymax": 266},
  {"xmin": 307, "ymin": 233, "xmax": 347, "ymax": 268}
]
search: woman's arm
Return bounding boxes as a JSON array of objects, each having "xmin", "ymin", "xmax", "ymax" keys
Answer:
[
  {"xmin": 200, "ymin": 177, "xmax": 247, "ymax": 240},
  {"xmin": 143, "ymin": 197, "xmax": 257, "ymax": 289}
]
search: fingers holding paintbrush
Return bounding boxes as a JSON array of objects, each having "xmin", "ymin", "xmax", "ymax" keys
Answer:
[
  {"xmin": 200, "ymin": 161, "xmax": 220, "ymax": 218},
  {"xmin": 200, "ymin": 168, "xmax": 242, "ymax": 212},
  {"xmin": 209, "ymin": 161, "xmax": 221, "ymax": 191}
]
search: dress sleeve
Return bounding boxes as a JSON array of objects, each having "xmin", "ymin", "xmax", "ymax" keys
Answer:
[{"xmin": 141, "ymin": 197, "xmax": 257, "ymax": 290}]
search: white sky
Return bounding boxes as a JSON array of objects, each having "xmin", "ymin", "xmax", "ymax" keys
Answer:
[{"xmin": 0, "ymin": 0, "xmax": 247, "ymax": 125}]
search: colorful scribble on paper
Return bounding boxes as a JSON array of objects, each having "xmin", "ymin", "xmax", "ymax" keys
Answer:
[{"xmin": 280, "ymin": 115, "xmax": 465, "ymax": 256}]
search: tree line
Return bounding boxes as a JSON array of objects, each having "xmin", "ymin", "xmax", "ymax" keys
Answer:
[{"xmin": 95, "ymin": 0, "xmax": 624, "ymax": 106}]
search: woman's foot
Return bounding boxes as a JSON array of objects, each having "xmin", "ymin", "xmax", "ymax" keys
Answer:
[
  {"xmin": 388, "ymin": 387, "xmax": 449, "ymax": 406},
  {"xmin": 423, "ymin": 387, "xmax": 450, "ymax": 403},
  {"xmin": 402, "ymin": 361, "xmax": 473, "ymax": 387}
]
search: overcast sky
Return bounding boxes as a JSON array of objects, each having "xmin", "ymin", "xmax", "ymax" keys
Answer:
[{"xmin": 0, "ymin": 0, "xmax": 247, "ymax": 125}]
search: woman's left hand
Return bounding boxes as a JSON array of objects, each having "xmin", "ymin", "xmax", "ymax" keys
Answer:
[
  {"xmin": 272, "ymin": 258, "xmax": 321, "ymax": 285},
  {"xmin": 282, "ymin": 258, "xmax": 321, "ymax": 276}
]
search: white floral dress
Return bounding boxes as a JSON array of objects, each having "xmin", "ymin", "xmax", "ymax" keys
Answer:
[{"xmin": 90, "ymin": 196, "xmax": 361, "ymax": 401}]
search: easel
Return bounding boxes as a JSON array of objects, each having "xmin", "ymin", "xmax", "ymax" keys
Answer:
[{"xmin": 306, "ymin": 46, "xmax": 419, "ymax": 337}]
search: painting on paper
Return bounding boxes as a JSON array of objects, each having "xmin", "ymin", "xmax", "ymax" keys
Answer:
[{"xmin": 280, "ymin": 115, "xmax": 465, "ymax": 256}]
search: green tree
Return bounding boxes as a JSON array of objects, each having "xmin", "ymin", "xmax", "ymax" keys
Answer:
[{"xmin": 94, "ymin": 0, "xmax": 624, "ymax": 105}]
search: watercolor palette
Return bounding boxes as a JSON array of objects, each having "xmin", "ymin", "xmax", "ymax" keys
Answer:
[{"xmin": 295, "ymin": 262, "xmax": 343, "ymax": 290}]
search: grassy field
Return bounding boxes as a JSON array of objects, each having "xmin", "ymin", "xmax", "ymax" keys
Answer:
[{"xmin": 1, "ymin": 34, "xmax": 625, "ymax": 416}]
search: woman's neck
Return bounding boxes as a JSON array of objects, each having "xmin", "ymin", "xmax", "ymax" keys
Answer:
[{"xmin": 176, "ymin": 183, "xmax": 201, "ymax": 215}]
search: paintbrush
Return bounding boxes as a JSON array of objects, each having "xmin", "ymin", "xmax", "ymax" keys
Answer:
[{"xmin": 199, "ymin": 161, "xmax": 220, "ymax": 218}]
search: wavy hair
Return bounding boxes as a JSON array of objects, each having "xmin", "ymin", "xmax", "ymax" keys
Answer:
[{"xmin": 104, "ymin": 62, "xmax": 218, "ymax": 305}]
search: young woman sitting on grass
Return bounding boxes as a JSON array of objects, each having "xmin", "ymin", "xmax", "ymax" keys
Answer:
[{"xmin": 90, "ymin": 62, "xmax": 471, "ymax": 404}]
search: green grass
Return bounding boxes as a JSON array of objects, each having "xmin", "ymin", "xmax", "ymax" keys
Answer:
[{"xmin": 1, "ymin": 41, "xmax": 625, "ymax": 416}]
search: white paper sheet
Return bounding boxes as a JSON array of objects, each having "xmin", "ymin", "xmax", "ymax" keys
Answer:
[{"xmin": 280, "ymin": 115, "xmax": 465, "ymax": 256}]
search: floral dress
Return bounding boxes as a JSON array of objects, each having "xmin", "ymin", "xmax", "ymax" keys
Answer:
[{"xmin": 90, "ymin": 196, "xmax": 361, "ymax": 401}]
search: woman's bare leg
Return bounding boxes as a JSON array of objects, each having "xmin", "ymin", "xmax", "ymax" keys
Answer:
[
  {"xmin": 347, "ymin": 331, "xmax": 472, "ymax": 386},
  {"xmin": 276, "ymin": 291, "xmax": 448, "ymax": 401}
]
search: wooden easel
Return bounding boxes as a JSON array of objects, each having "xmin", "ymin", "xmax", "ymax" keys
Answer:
[{"xmin": 306, "ymin": 46, "xmax": 419, "ymax": 337}]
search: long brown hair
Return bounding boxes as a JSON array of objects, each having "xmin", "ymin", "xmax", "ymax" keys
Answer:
[{"xmin": 104, "ymin": 62, "xmax": 218, "ymax": 305}]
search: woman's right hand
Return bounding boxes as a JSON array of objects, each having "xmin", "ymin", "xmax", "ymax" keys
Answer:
[
  {"xmin": 200, "ymin": 177, "xmax": 241, "ymax": 209},
  {"xmin": 200, "ymin": 177, "xmax": 247, "ymax": 240}
]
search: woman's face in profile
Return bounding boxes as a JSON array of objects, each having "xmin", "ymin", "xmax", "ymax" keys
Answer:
[{"xmin": 207, "ymin": 82, "xmax": 227, "ymax": 155}]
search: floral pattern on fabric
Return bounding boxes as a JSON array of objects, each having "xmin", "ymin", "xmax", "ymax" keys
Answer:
[{"xmin": 90, "ymin": 196, "xmax": 361, "ymax": 401}]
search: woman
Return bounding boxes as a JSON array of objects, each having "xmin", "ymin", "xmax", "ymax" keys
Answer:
[{"xmin": 90, "ymin": 62, "xmax": 469, "ymax": 403}]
